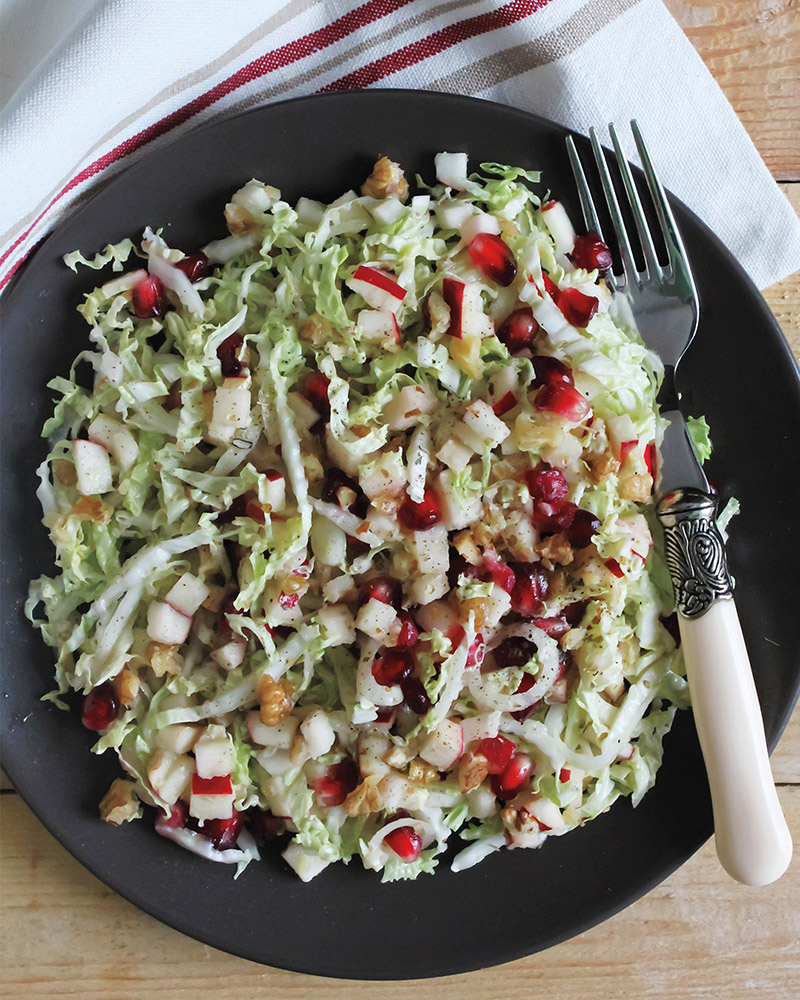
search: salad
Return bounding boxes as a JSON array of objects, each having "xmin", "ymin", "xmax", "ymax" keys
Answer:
[{"xmin": 27, "ymin": 152, "xmax": 693, "ymax": 883}]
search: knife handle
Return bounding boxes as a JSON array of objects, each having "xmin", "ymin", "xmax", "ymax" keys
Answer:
[{"xmin": 657, "ymin": 488, "xmax": 792, "ymax": 886}]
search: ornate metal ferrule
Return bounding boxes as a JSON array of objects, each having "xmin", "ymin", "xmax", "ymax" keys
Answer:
[{"xmin": 656, "ymin": 487, "xmax": 733, "ymax": 619}]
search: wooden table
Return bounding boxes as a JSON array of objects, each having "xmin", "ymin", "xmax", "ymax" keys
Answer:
[{"xmin": 2, "ymin": 3, "xmax": 798, "ymax": 996}]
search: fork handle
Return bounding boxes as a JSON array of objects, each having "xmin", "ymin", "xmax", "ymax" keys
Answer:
[{"xmin": 657, "ymin": 489, "xmax": 792, "ymax": 886}]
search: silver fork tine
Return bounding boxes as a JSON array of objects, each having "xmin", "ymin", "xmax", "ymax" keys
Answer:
[
  {"xmin": 589, "ymin": 127, "xmax": 639, "ymax": 288},
  {"xmin": 565, "ymin": 137, "xmax": 604, "ymax": 238},
  {"xmin": 630, "ymin": 120, "xmax": 690, "ymax": 278},
  {"xmin": 608, "ymin": 123, "xmax": 662, "ymax": 280}
]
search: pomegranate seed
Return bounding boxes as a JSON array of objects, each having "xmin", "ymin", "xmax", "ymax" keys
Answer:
[
  {"xmin": 161, "ymin": 800, "xmax": 188, "ymax": 829},
  {"xmin": 559, "ymin": 767, "xmax": 571, "ymax": 783},
  {"xmin": 131, "ymin": 275, "xmax": 168, "ymax": 318},
  {"xmin": 384, "ymin": 825, "xmax": 423, "ymax": 862},
  {"xmin": 201, "ymin": 811, "xmax": 243, "ymax": 850},
  {"xmin": 395, "ymin": 612, "xmax": 420, "ymax": 649},
  {"xmin": 217, "ymin": 490, "xmax": 262, "ymax": 526},
  {"xmin": 217, "ymin": 594, "xmax": 242, "ymax": 636},
  {"xmin": 557, "ymin": 287, "xmax": 599, "ymax": 328},
  {"xmin": 570, "ymin": 232, "xmax": 613, "ymax": 273},
  {"xmin": 565, "ymin": 509, "xmax": 601, "ymax": 549},
  {"xmin": 246, "ymin": 808, "xmax": 286, "ymax": 845},
  {"xmin": 496, "ymin": 307, "xmax": 539, "ymax": 354},
  {"xmin": 217, "ymin": 333, "xmax": 244, "ymax": 377},
  {"xmin": 531, "ymin": 614, "xmax": 570, "ymax": 638},
  {"xmin": 491, "ymin": 753, "xmax": 532, "ymax": 800},
  {"xmin": 81, "ymin": 682, "xmax": 120, "ymax": 731},
  {"xmin": 372, "ymin": 649, "xmax": 414, "ymax": 686},
  {"xmin": 645, "ymin": 442, "xmax": 657, "ymax": 478},
  {"xmin": 492, "ymin": 636, "xmax": 536, "ymax": 669},
  {"xmin": 322, "ymin": 468, "xmax": 369, "ymax": 518},
  {"xmin": 508, "ymin": 563, "xmax": 550, "ymax": 617},
  {"xmin": 246, "ymin": 499, "xmax": 266, "ymax": 524},
  {"xmin": 375, "ymin": 705, "xmax": 396, "ymax": 724},
  {"xmin": 192, "ymin": 774, "xmax": 232, "ymax": 796},
  {"xmin": 398, "ymin": 487, "xmax": 442, "ymax": 532},
  {"xmin": 542, "ymin": 274, "xmax": 560, "ymax": 302},
  {"xmin": 605, "ymin": 557, "xmax": 625, "ymax": 579},
  {"xmin": 314, "ymin": 759, "xmax": 359, "ymax": 807},
  {"xmin": 464, "ymin": 633, "xmax": 484, "ymax": 667},
  {"xmin": 619, "ymin": 439, "xmax": 638, "ymax": 466},
  {"xmin": 477, "ymin": 735, "xmax": 515, "ymax": 774},
  {"xmin": 532, "ymin": 498, "xmax": 576, "ymax": 533},
  {"xmin": 468, "ymin": 233, "xmax": 517, "ymax": 286},
  {"xmin": 302, "ymin": 372, "xmax": 331, "ymax": 419},
  {"xmin": 346, "ymin": 535, "xmax": 370, "ymax": 559},
  {"xmin": 441, "ymin": 277, "xmax": 465, "ymax": 338},
  {"xmin": 564, "ymin": 600, "xmax": 590, "ymax": 625},
  {"xmin": 401, "ymin": 676, "xmax": 431, "ymax": 715},
  {"xmin": 480, "ymin": 555, "xmax": 516, "ymax": 594},
  {"xmin": 525, "ymin": 465, "xmax": 568, "ymax": 503},
  {"xmin": 530, "ymin": 356, "xmax": 574, "ymax": 389},
  {"xmin": 492, "ymin": 391, "xmax": 518, "ymax": 417},
  {"xmin": 175, "ymin": 251, "xmax": 210, "ymax": 282},
  {"xmin": 359, "ymin": 576, "xmax": 402, "ymax": 609},
  {"xmin": 510, "ymin": 673, "xmax": 541, "ymax": 722},
  {"xmin": 535, "ymin": 382, "xmax": 591, "ymax": 421}
]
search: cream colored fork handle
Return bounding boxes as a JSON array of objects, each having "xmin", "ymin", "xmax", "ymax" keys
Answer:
[{"xmin": 680, "ymin": 599, "xmax": 792, "ymax": 885}]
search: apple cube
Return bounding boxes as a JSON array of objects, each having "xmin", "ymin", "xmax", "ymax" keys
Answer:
[
  {"xmin": 263, "ymin": 469, "xmax": 286, "ymax": 511},
  {"xmin": 358, "ymin": 732, "xmax": 392, "ymax": 778},
  {"xmin": 436, "ymin": 200, "xmax": 473, "ymax": 230},
  {"xmin": 408, "ymin": 571, "xmax": 449, "ymax": 606},
  {"xmin": 300, "ymin": 710, "xmax": 335, "ymax": 760},
  {"xmin": 88, "ymin": 415, "xmax": 139, "ymax": 470},
  {"xmin": 165, "ymin": 573, "xmax": 209, "ymax": 617},
  {"xmin": 209, "ymin": 376, "xmax": 252, "ymax": 444},
  {"xmin": 461, "ymin": 210, "xmax": 501, "ymax": 244},
  {"xmin": 460, "ymin": 712, "xmax": 501, "ymax": 746},
  {"xmin": 282, "ymin": 843, "xmax": 331, "ymax": 882},
  {"xmin": 194, "ymin": 725, "xmax": 236, "ymax": 779},
  {"xmin": 73, "ymin": 439, "xmax": 113, "ymax": 496},
  {"xmin": 435, "ymin": 437, "xmax": 474, "ymax": 472},
  {"xmin": 246, "ymin": 711, "xmax": 299, "ymax": 749},
  {"xmin": 155, "ymin": 724, "xmax": 201, "ymax": 755},
  {"xmin": 420, "ymin": 719, "xmax": 464, "ymax": 770},
  {"xmin": 317, "ymin": 604, "xmax": 356, "ymax": 646},
  {"xmin": 345, "ymin": 266, "xmax": 406, "ymax": 314},
  {"xmin": 356, "ymin": 309, "xmax": 400, "ymax": 344},
  {"xmin": 359, "ymin": 449, "xmax": 408, "ymax": 500},
  {"xmin": 288, "ymin": 391, "xmax": 321, "ymax": 435},
  {"xmin": 189, "ymin": 773, "xmax": 234, "ymax": 820},
  {"xmin": 434, "ymin": 470, "xmax": 482, "ymax": 530},
  {"xmin": 467, "ymin": 786, "xmax": 498, "ymax": 818},
  {"xmin": 355, "ymin": 597, "xmax": 397, "ymax": 641},
  {"xmin": 434, "ymin": 151, "xmax": 469, "ymax": 190},
  {"xmin": 382, "ymin": 384, "xmax": 436, "ymax": 432},
  {"xmin": 414, "ymin": 525, "xmax": 450, "ymax": 574},
  {"xmin": 310, "ymin": 517, "xmax": 347, "ymax": 567},
  {"xmin": 463, "ymin": 400, "xmax": 511, "ymax": 449},
  {"xmin": 414, "ymin": 599, "xmax": 458, "ymax": 635},
  {"xmin": 295, "ymin": 197, "xmax": 325, "ymax": 227},
  {"xmin": 147, "ymin": 749, "xmax": 195, "ymax": 805},
  {"xmin": 210, "ymin": 638, "xmax": 247, "ymax": 672},
  {"xmin": 146, "ymin": 601, "xmax": 191, "ymax": 645},
  {"xmin": 255, "ymin": 748, "xmax": 295, "ymax": 776}
]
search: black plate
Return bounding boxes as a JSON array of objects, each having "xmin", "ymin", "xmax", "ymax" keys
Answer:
[{"xmin": 2, "ymin": 91, "xmax": 799, "ymax": 980}]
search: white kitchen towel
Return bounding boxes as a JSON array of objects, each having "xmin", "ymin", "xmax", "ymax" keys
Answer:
[{"xmin": 1, "ymin": 0, "xmax": 798, "ymax": 292}]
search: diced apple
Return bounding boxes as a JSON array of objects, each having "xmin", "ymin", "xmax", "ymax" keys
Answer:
[
  {"xmin": 190, "ymin": 777, "xmax": 235, "ymax": 820},
  {"xmin": 358, "ymin": 732, "xmax": 392, "ymax": 778},
  {"xmin": 436, "ymin": 200, "xmax": 473, "ymax": 230},
  {"xmin": 146, "ymin": 601, "xmax": 191, "ymax": 645},
  {"xmin": 310, "ymin": 516, "xmax": 347, "ymax": 567},
  {"xmin": 88, "ymin": 415, "xmax": 139, "ymax": 470},
  {"xmin": 209, "ymin": 376, "xmax": 252, "ymax": 444},
  {"xmin": 356, "ymin": 649, "xmax": 404, "ymax": 709},
  {"xmin": 317, "ymin": 604, "xmax": 356, "ymax": 646},
  {"xmin": 414, "ymin": 525, "xmax": 450, "ymax": 574},
  {"xmin": 448, "ymin": 329, "xmax": 483, "ymax": 379},
  {"xmin": 382, "ymin": 384, "xmax": 437, "ymax": 432},
  {"xmin": 359, "ymin": 449, "xmax": 408, "ymax": 499},
  {"xmin": 414, "ymin": 599, "xmax": 458, "ymax": 635},
  {"xmin": 461, "ymin": 211, "xmax": 501, "ymax": 244},
  {"xmin": 325, "ymin": 426, "xmax": 364, "ymax": 477},
  {"xmin": 525, "ymin": 794, "xmax": 566, "ymax": 833},
  {"xmin": 300, "ymin": 710, "xmax": 335, "ymax": 759},
  {"xmin": 408, "ymin": 571, "xmax": 449, "ymax": 606},
  {"xmin": 147, "ymin": 749, "xmax": 195, "ymax": 805},
  {"xmin": 441, "ymin": 277, "xmax": 484, "ymax": 339},
  {"xmin": 467, "ymin": 786, "xmax": 498, "ymax": 818},
  {"xmin": 295, "ymin": 197, "xmax": 325, "ymax": 227},
  {"xmin": 477, "ymin": 583, "xmax": 512, "ymax": 629},
  {"xmin": 541, "ymin": 200, "xmax": 576, "ymax": 256},
  {"xmin": 452, "ymin": 420, "xmax": 485, "ymax": 455},
  {"xmin": 194, "ymin": 725, "xmax": 236, "ymax": 779},
  {"xmin": 263, "ymin": 469, "xmax": 286, "ymax": 511},
  {"xmin": 322, "ymin": 574, "xmax": 355, "ymax": 604},
  {"xmin": 463, "ymin": 400, "xmax": 511, "ymax": 448},
  {"xmin": 434, "ymin": 469, "xmax": 482, "ymax": 530},
  {"xmin": 246, "ymin": 711, "xmax": 299, "ymax": 749},
  {"xmin": 165, "ymin": 573, "xmax": 209, "ymax": 617},
  {"xmin": 255, "ymin": 748, "xmax": 294, "ymax": 776},
  {"xmin": 356, "ymin": 309, "xmax": 400, "ymax": 344},
  {"xmin": 345, "ymin": 266, "xmax": 406, "ymax": 314},
  {"xmin": 420, "ymin": 719, "xmax": 464, "ymax": 770},
  {"xmin": 73, "ymin": 439, "xmax": 113, "ymax": 496},
  {"xmin": 355, "ymin": 597, "xmax": 398, "ymax": 641},
  {"xmin": 282, "ymin": 842, "xmax": 331, "ymax": 882},
  {"xmin": 155, "ymin": 724, "xmax": 202, "ymax": 755},
  {"xmin": 210, "ymin": 638, "xmax": 247, "ymax": 672},
  {"xmin": 435, "ymin": 151, "xmax": 469, "ymax": 190},
  {"xmin": 460, "ymin": 713, "xmax": 501, "ymax": 745}
]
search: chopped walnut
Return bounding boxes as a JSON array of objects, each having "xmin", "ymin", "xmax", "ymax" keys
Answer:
[
  {"xmin": 408, "ymin": 759, "xmax": 439, "ymax": 784},
  {"xmin": 300, "ymin": 312, "xmax": 333, "ymax": 346},
  {"xmin": 53, "ymin": 459, "xmax": 78, "ymax": 487},
  {"xmin": 537, "ymin": 534, "xmax": 574, "ymax": 566},
  {"xmin": 118, "ymin": 668, "xmax": 140, "ymax": 706},
  {"xmin": 457, "ymin": 751, "xmax": 489, "ymax": 793},
  {"xmin": 459, "ymin": 596, "xmax": 487, "ymax": 633},
  {"xmin": 69, "ymin": 496, "xmax": 111, "ymax": 524},
  {"xmin": 99, "ymin": 778, "xmax": 141, "ymax": 826},
  {"xmin": 225, "ymin": 201, "xmax": 259, "ymax": 235},
  {"xmin": 202, "ymin": 584, "xmax": 228, "ymax": 614},
  {"xmin": 452, "ymin": 530, "xmax": 482, "ymax": 566},
  {"xmin": 147, "ymin": 641, "xmax": 184, "ymax": 678},
  {"xmin": 586, "ymin": 449, "xmax": 619, "ymax": 483},
  {"xmin": 360, "ymin": 156, "xmax": 409, "ymax": 202},
  {"xmin": 343, "ymin": 774, "xmax": 383, "ymax": 816},
  {"xmin": 621, "ymin": 473, "xmax": 654, "ymax": 502},
  {"xmin": 258, "ymin": 676, "xmax": 294, "ymax": 726}
]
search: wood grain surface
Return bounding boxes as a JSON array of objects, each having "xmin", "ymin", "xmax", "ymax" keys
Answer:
[{"xmin": 1, "ymin": 4, "xmax": 799, "ymax": 997}]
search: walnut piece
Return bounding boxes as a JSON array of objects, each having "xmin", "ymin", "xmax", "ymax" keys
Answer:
[
  {"xmin": 586, "ymin": 449, "xmax": 619, "ymax": 483},
  {"xmin": 621, "ymin": 473, "xmax": 654, "ymax": 502},
  {"xmin": 258, "ymin": 676, "xmax": 295, "ymax": 726},
  {"xmin": 69, "ymin": 496, "xmax": 111, "ymax": 525},
  {"xmin": 408, "ymin": 759, "xmax": 439, "ymax": 784},
  {"xmin": 224, "ymin": 201, "xmax": 259, "ymax": 235},
  {"xmin": 118, "ymin": 668, "xmax": 140, "ymax": 706},
  {"xmin": 457, "ymin": 751, "xmax": 489, "ymax": 793},
  {"xmin": 147, "ymin": 641, "xmax": 184, "ymax": 678},
  {"xmin": 360, "ymin": 156, "xmax": 409, "ymax": 202},
  {"xmin": 537, "ymin": 533, "xmax": 574, "ymax": 566},
  {"xmin": 343, "ymin": 775, "xmax": 383, "ymax": 816},
  {"xmin": 53, "ymin": 459, "xmax": 78, "ymax": 487},
  {"xmin": 99, "ymin": 778, "xmax": 141, "ymax": 826}
]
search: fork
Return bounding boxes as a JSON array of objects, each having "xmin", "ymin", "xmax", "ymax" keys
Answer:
[{"xmin": 566, "ymin": 122, "xmax": 792, "ymax": 886}]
